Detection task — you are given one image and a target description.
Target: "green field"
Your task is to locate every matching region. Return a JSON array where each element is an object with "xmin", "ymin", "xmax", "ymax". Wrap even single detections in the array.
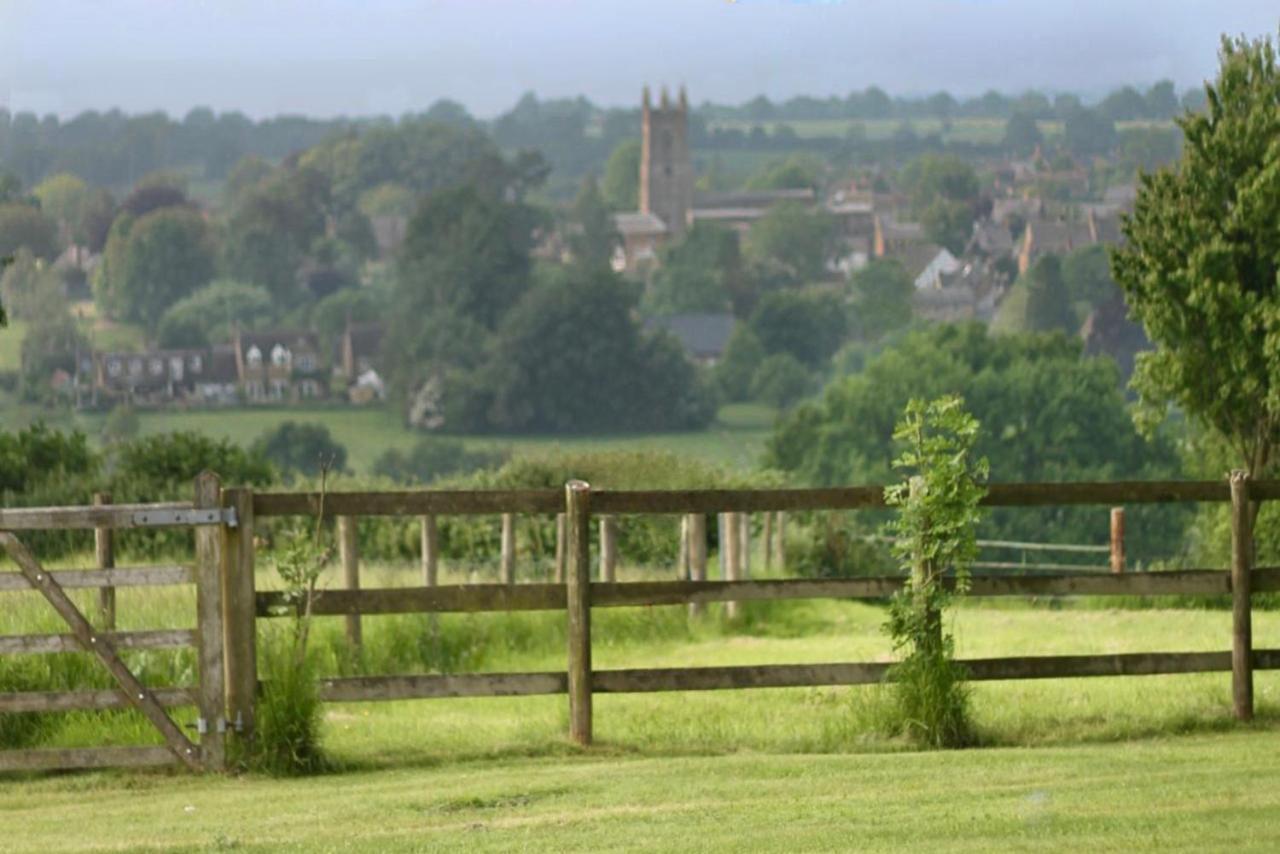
[
  {"xmin": 60, "ymin": 403, "xmax": 777, "ymax": 474},
  {"xmin": 3, "ymin": 586, "xmax": 1280, "ymax": 851}
]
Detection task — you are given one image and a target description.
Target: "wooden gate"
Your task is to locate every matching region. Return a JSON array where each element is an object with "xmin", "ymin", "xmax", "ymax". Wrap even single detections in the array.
[{"xmin": 0, "ymin": 473, "xmax": 228, "ymax": 772}]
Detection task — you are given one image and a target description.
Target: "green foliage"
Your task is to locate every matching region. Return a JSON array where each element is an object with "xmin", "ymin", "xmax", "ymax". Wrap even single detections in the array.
[
  {"xmin": 371, "ymin": 437, "xmax": 508, "ymax": 485},
  {"xmin": 744, "ymin": 202, "xmax": 835, "ymax": 285},
  {"xmin": 850, "ymin": 259, "xmax": 914, "ymax": 339},
  {"xmin": 791, "ymin": 515, "xmax": 895, "ymax": 579},
  {"xmin": 714, "ymin": 324, "xmax": 765, "ymax": 402},
  {"xmin": 0, "ymin": 249, "xmax": 65, "ymax": 322},
  {"xmin": 749, "ymin": 289, "xmax": 848, "ymax": 369},
  {"xmin": 881, "ymin": 396, "xmax": 987, "ymax": 748},
  {"xmin": 95, "ymin": 206, "xmax": 216, "ymax": 329},
  {"xmin": 357, "ymin": 182, "xmax": 416, "ymax": 219},
  {"xmin": 156, "ymin": 279, "xmax": 275, "ymax": 348},
  {"xmin": 1061, "ymin": 244, "xmax": 1119, "ymax": 310},
  {"xmin": 601, "ymin": 139, "xmax": 640, "ymax": 211},
  {"xmin": 111, "ymin": 431, "xmax": 274, "ymax": 500},
  {"xmin": 32, "ymin": 172, "xmax": 90, "ymax": 234},
  {"xmin": 1063, "ymin": 107, "xmax": 1117, "ymax": 158},
  {"xmin": 253, "ymin": 422, "xmax": 348, "ymax": 478},
  {"xmin": 479, "ymin": 264, "xmax": 714, "ymax": 433},
  {"xmin": 19, "ymin": 310, "xmax": 87, "ymax": 403},
  {"xmin": 222, "ymin": 166, "xmax": 329, "ymax": 304},
  {"xmin": 1002, "ymin": 112, "xmax": 1043, "ymax": 155},
  {"xmin": 100, "ymin": 403, "xmax": 140, "ymax": 445},
  {"xmin": 767, "ymin": 323, "xmax": 1187, "ymax": 556},
  {"xmin": 901, "ymin": 154, "xmax": 979, "ymax": 253},
  {"xmin": 1111, "ymin": 32, "xmax": 1280, "ymax": 477},
  {"xmin": 1023, "ymin": 255, "xmax": 1076, "ymax": 334},
  {"xmin": 250, "ymin": 637, "xmax": 327, "ymax": 776},
  {"xmin": 749, "ymin": 352, "xmax": 812, "ymax": 409},
  {"xmin": 645, "ymin": 223, "xmax": 742, "ymax": 316},
  {"xmin": 744, "ymin": 154, "xmax": 823, "ymax": 191},
  {"xmin": 567, "ymin": 175, "xmax": 618, "ymax": 269},
  {"xmin": 310, "ymin": 286, "xmax": 384, "ymax": 344},
  {"xmin": 0, "ymin": 202, "xmax": 58, "ymax": 261}
]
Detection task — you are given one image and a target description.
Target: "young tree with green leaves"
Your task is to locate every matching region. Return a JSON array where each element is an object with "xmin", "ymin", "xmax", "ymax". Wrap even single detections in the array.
[
  {"xmin": 1112, "ymin": 32, "xmax": 1280, "ymax": 481},
  {"xmin": 882, "ymin": 395, "xmax": 987, "ymax": 748}
]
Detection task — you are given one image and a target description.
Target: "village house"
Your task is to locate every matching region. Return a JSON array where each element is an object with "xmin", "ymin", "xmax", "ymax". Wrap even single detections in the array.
[
  {"xmin": 335, "ymin": 320, "xmax": 387, "ymax": 404},
  {"xmin": 92, "ymin": 346, "xmax": 238, "ymax": 406},
  {"xmin": 232, "ymin": 329, "xmax": 327, "ymax": 402}
]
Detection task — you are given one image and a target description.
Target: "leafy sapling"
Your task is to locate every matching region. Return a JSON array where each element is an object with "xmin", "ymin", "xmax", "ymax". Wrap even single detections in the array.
[{"xmin": 882, "ymin": 395, "xmax": 988, "ymax": 748}]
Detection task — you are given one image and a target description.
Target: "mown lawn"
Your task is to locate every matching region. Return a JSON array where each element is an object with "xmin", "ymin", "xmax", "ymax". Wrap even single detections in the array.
[
  {"xmin": 5, "ymin": 559, "xmax": 1279, "ymax": 850},
  {"xmin": 4, "ymin": 730, "xmax": 1280, "ymax": 852}
]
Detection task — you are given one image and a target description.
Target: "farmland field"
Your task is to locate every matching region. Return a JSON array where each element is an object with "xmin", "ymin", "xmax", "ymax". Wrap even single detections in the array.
[{"xmin": 3, "ymin": 587, "xmax": 1280, "ymax": 851}]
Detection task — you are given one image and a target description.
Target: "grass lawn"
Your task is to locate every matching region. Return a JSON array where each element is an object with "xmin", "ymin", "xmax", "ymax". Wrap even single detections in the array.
[
  {"xmin": 5, "ymin": 566, "xmax": 1280, "ymax": 850},
  {"xmin": 68, "ymin": 405, "xmax": 774, "ymax": 474},
  {"xmin": 4, "ymin": 729, "xmax": 1280, "ymax": 851}
]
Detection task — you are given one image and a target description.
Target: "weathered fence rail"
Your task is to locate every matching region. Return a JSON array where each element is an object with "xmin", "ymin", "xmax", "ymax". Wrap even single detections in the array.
[{"xmin": 2, "ymin": 474, "xmax": 1276, "ymax": 768}]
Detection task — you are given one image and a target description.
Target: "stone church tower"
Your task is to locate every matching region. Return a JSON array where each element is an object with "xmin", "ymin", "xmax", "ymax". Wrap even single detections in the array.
[{"xmin": 639, "ymin": 85, "xmax": 693, "ymax": 238}]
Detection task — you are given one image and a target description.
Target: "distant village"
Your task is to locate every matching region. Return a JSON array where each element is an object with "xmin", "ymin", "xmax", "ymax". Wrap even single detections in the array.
[{"xmin": 4, "ymin": 83, "xmax": 1156, "ymax": 417}]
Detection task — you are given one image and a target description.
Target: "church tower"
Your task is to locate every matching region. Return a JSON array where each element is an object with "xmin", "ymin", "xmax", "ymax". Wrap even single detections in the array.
[{"xmin": 639, "ymin": 85, "xmax": 693, "ymax": 238}]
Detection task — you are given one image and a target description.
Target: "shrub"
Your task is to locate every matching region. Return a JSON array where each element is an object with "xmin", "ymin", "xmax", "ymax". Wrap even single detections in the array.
[
  {"xmin": 252, "ymin": 422, "xmax": 347, "ymax": 478},
  {"xmin": 750, "ymin": 352, "xmax": 812, "ymax": 409},
  {"xmin": 879, "ymin": 396, "xmax": 987, "ymax": 749},
  {"xmin": 249, "ymin": 633, "xmax": 327, "ymax": 776},
  {"xmin": 371, "ymin": 437, "xmax": 508, "ymax": 485}
]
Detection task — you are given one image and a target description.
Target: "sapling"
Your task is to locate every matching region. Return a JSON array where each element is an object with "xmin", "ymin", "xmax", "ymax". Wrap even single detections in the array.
[{"xmin": 882, "ymin": 395, "xmax": 988, "ymax": 748}]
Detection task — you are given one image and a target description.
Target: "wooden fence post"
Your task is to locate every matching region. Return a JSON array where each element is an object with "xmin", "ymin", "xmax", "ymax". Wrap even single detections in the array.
[
  {"xmin": 193, "ymin": 472, "xmax": 226, "ymax": 771},
  {"xmin": 677, "ymin": 516, "xmax": 690, "ymax": 580},
  {"xmin": 724, "ymin": 513, "xmax": 741, "ymax": 619},
  {"xmin": 773, "ymin": 512, "xmax": 786, "ymax": 570},
  {"xmin": 565, "ymin": 480, "xmax": 592, "ymax": 746},
  {"xmin": 555, "ymin": 513, "xmax": 567, "ymax": 584},
  {"xmin": 688, "ymin": 513, "xmax": 707, "ymax": 619},
  {"xmin": 420, "ymin": 515, "xmax": 438, "ymax": 587},
  {"xmin": 599, "ymin": 516, "xmax": 617, "ymax": 582},
  {"xmin": 93, "ymin": 492, "xmax": 115, "ymax": 630},
  {"xmin": 337, "ymin": 515, "xmax": 361, "ymax": 649},
  {"xmin": 1230, "ymin": 471, "xmax": 1253, "ymax": 721},
  {"xmin": 738, "ymin": 513, "xmax": 751, "ymax": 579},
  {"xmin": 763, "ymin": 512, "xmax": 774, "ymax": 573},
  {"xmin": 1109, "ymin": 507, "xmax": 1125, "ymax": 574},
  {"xmin": 717, "ymin": 513, "xmax": 727, "ymax": 578},
  {"xmin": 221, "ymin": 486, "xmax": 257, "ymax": 741},
  {"xmin": 500, "ymin": 513, "xmax": 516, "ymax": 585}
]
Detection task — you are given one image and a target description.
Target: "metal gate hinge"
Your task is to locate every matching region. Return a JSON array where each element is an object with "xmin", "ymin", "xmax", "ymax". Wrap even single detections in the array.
[{"xmin": 130, "ymin": 507, "xmax": 238, "ymax": 529}]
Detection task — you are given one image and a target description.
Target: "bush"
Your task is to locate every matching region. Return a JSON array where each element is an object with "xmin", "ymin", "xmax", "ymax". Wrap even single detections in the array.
[
  {"xmin": 371, "ymin": 437, "xmax": 508, "ymax": 485},
  {"xmin": 252, "ymin": 422, "xmax": 347, "ymax": 478},
  {"xmin": 791, "ymin": 515, "xmax": 894, "ymax": 579},
  {"xmin": 750, "ymin": 353, "xmax": 812, "ymax": 409}
]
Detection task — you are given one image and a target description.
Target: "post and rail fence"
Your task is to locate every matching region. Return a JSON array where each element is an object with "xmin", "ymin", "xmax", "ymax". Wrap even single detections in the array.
[{"xmin": 0, "ymin": 474, "xmax": 1276, "ymax": 769}]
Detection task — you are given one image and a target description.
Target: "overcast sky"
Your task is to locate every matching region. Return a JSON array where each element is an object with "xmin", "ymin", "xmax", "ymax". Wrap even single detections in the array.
[{"xmin": 2, "ymin": 1, "xmax": 1276, "ymax": 119}]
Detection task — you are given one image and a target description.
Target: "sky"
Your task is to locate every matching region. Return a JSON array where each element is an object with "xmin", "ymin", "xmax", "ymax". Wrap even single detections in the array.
[{"xmin": 1, "ymin": 0, "xmax": 1276, "ymax": 119}]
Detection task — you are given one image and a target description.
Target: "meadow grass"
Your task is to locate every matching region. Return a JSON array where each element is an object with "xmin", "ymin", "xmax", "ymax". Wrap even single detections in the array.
[
  {"xmin": 65, "ymin": 405, "xmax": 772, "ymax": 474},
  {"xmin": 4, "ymin": 557, "xmax": 1280, "ymax": 850}
]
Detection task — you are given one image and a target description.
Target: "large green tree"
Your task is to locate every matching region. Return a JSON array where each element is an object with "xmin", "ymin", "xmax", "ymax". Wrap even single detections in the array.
[
  {"xmin": 850, "ymin": 259, "xmax": 914, "ymax": 338},
  {"xmin": 766, "ymin": 323, "xmax": 1185, "ymax": 554},
  {"xmin": 749, "ymin": 289, "xmax": 848, "ymax": 369},
  {"xmin": 645, "ymin": 222, "xmax": 742, "ymax": 316},
  {"xmin": 95, "ymin": 207, "xmax": 216, "ymax": 329},
  {"xmin": 744, "ymin": 202, "xmax": 835, "ymax": 285},
  {"xmin": 482, "ymin": 264, "xmax": 713, "ymax": 433},
  {"xmin": 0, "ymin": 202, "xmax": 58, "ymax": 261},
  {"xmin": 1111, "ymin": 33, "xmax": 1280, "ymax": 480},
  {"xmin": 601, "ymin": 139, "xmax": 640, "ymax": 211}
]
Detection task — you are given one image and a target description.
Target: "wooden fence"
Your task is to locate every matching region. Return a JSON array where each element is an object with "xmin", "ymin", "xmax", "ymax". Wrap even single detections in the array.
[{"xmin": 1, "ymin": 474, "xmax": 1278, "ymax": 767}]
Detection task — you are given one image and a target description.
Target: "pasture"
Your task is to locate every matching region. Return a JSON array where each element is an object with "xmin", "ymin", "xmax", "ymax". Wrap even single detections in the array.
[{"xmin": 3, "ymin": 583, "xmax": 1280, "ymax": 851}]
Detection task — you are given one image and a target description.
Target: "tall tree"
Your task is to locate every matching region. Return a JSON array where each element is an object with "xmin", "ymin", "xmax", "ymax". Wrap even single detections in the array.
[
  {"xmin": 95, "ymin": 207, "xmax": 216, "ymax": 329},
  {"xmin": 850, "ymin": 258, "xmax": 914, "ymax": 338},
  {"xmin": 1112, "ymin": 33, "xmax": 1280, "ymax": 480},
  {"xmin": 601, "ymin": 139, "xmax": 641, "ymax": 211},
  {"xmin": 0, "ymin": 202, "xmax": 58, "ymax": 261},
  {"xmin": 568, "ymin": 176, "xmax": 619, "ymax": 270}
]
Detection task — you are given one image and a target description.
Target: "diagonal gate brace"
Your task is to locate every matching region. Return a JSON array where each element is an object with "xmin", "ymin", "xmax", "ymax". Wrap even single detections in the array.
[{"xmin": 0, "ymin": 532, "xmax": 202, "ymax": 771}]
